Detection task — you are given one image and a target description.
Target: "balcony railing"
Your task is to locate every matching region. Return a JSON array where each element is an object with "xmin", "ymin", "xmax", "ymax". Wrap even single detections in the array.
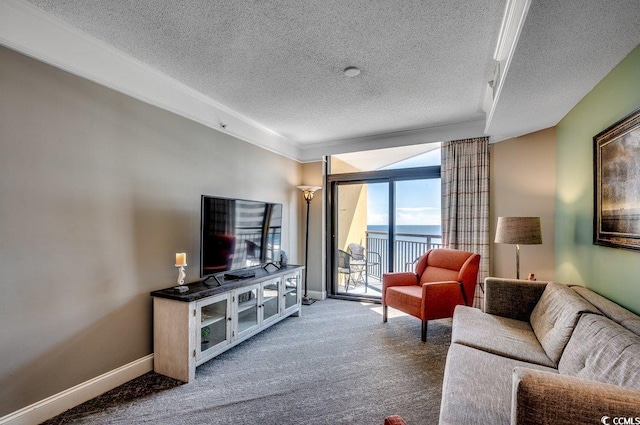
[{"xmin": 366, "ymin": 230, "xmax": 442, "ymax": 279}]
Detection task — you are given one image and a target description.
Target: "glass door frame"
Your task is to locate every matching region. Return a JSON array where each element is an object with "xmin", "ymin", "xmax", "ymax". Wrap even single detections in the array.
[{"xmin": 326, "ymin": 166, "xmax": 441, "ymax": 302}]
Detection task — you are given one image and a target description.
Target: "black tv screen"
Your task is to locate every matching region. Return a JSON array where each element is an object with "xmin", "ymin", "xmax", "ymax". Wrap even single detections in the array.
[{"xmin": 200, "ymin": 195, "xmax": 282, "ymax": 277}]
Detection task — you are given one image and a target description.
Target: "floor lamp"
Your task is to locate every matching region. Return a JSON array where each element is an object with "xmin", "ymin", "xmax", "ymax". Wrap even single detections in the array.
[
  {"xmin": 297, "ymin": 185, "xmax": 322, "ymax": 305},
  {"xmin": 494, "ymin": 217, "xmax": 542, "ymax": 279}
]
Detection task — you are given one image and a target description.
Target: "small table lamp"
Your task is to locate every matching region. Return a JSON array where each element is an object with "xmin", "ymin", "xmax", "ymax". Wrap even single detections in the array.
[{"xmin": 495, "ymin": 217, "xmax": 542, "ymax": 279}]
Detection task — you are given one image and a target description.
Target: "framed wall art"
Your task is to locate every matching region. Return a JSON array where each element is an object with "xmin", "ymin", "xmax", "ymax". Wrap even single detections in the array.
[{"xmin": 594, "ymin": 107, "xmax": 640, "ymax": 251}]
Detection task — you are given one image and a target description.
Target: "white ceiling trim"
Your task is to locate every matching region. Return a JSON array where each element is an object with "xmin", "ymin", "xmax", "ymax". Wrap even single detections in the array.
[
  {"xmin": 484, "ymin": 0, "xmax": 531, "ymax": 133},
  {"xmin": 297, "ymin": 120, "xmax": 486, "ymax": 162},
  {"xmin": 0, "ymin": 0, "xmax": 302, "ymax": 161},
  {"xmin": 0, "ymin": 0, "xmax": 531, "ymax": 163}
]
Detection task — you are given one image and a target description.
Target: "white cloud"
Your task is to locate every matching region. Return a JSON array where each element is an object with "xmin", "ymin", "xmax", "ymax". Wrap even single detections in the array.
[{"xmin": 395, "ymin": 207, "xmax": 441, "ymax": 225}]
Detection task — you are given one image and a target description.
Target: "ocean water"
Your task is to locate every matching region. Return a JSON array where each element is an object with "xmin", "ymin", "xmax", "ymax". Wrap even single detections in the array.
[{"xmin": 367, "ymin": 224, "xmax": 441, "ymax": 241}]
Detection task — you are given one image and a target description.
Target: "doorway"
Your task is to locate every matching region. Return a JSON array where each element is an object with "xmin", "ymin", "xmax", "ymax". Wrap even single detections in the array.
[{"xmin": 327, "ymin": 167, "xmax": 441, "ymax": 301}]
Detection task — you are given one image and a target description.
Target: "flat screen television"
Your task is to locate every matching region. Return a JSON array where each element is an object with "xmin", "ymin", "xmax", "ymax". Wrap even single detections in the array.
[{"xmin": 200, "ymin": 195, "xmax": 282, "ymax": 278}]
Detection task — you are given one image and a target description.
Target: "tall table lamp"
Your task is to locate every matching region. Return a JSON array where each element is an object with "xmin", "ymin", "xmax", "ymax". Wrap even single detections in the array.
[
  {"xmin": 495, "ymin": 217, "xmax": 542, "ymax": 279},
  {"xmin": 297, "ymin": 185, "xmax": 322, "ymax": 305}
]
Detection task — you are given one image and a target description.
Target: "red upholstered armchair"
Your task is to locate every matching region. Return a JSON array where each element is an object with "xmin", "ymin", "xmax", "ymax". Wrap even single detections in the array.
[{"xmin": 382, "ymin": 248, "xmax": 480, "ymax": 342}]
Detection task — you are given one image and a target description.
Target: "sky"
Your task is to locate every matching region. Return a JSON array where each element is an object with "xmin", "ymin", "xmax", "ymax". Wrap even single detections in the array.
[{"xmin": 367, "ymin": 149, "xmax": 441, "ymax": 226}]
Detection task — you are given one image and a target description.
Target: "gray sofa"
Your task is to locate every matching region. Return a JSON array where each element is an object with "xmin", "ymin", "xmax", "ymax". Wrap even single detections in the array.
[{"xmin": 439, "ymin": 278, "xmax": 640, "ymax": 425}]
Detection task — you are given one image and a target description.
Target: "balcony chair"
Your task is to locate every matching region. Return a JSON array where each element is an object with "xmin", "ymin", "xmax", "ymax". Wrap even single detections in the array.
[
  {"xmin": 337, "ymin": 249, "xmax": 359, "ymax": 292},
  {"xmin": 382, "ymin": 248, "xmax": 480, "ymax": 342},
  {"xmin": 347, "ymin": 242, "xmax": 381, "ymax": 292}
]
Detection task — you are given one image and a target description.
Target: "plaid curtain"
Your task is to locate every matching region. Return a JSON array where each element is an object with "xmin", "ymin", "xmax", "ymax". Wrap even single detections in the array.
[{"xmin": 441, "ymin": 137, "xmax": 489, "ymax": 308}]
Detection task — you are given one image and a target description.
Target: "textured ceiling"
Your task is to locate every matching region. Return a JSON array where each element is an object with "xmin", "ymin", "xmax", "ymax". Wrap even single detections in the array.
[
  {"xmin": 486, "ymin": 0, "xmax": 640, "ymax": 140},
  {"xmin": 13, "ymin": 0, "xmax": 640, "ymax": 157},
  {"xmin": 25, "ymin": 0, "xmax": 503, "ymax": 144}
]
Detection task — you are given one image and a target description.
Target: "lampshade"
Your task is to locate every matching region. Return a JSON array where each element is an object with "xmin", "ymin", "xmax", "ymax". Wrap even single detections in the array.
[
  {"xmin": 495, "ymin": 217, "xmax": 542, "ymax": 245},
  {"xmin": 297, "ymin": 185, "xmax": 322, "ymax": 202}
]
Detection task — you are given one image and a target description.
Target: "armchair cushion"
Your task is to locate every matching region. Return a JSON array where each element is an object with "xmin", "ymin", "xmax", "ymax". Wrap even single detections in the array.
[
  {"xmin": 419, "ymin": 266, "xmax": 459, "ymax": 285},
  {"xmin": 381, "ymin": 272, "xmax": 419, "ymax": 305},
  {"xmin": 385, "ymin": 285, "xmax": 423, "ymax": 319},
  {"xmin": 416, "ymin": 248, "xmax": 481, "ymax": 307},
  {"xmin": 416, "ymin": 249, "xmax": 477, "ymax": 287}
]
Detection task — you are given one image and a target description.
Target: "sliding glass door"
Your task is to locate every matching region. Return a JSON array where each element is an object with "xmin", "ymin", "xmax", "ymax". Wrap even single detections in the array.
[
  {"xmin": 334, "ymin": 181, "xmax": 388, "ymax": 297},
  {"xmin": 328, "ymin": 168, "xmax": 441, "ymax": 301},
  {"xmin": 393, "ymin": 179, "xmax": 442, "ymax": 273}
]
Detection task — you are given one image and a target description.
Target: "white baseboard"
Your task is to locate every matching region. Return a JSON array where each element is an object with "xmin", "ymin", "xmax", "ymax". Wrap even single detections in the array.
[
  {"xmin": 307, "ymin": 289, "xmax": 326, "ymax": 301},
  {"xmin": 0, "ymin": 354, "xmax": 154, "ymax": 425}
]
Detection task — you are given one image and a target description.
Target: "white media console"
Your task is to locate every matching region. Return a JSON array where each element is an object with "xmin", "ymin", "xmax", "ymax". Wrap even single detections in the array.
[{"xmin": 151, "ymin": 265, "xmax": 303, "ymax": 382}]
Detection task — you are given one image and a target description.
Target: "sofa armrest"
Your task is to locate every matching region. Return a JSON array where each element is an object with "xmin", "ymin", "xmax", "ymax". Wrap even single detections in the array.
[
  {"xmin": 511, "ymin": 368, "xmax": 640, "ymax": 425},
  {"xmin": 484, "ymin": 278, "xmax": 548, "ymax": 321}
]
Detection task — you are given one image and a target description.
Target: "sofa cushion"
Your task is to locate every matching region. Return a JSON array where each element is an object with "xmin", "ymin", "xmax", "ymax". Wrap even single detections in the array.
[
  {"xmin": 558, "ymin": 313, "xmax": 640, "ymax": 389},
  {"xmin": 571, "ymin": 285, "xmax": 640, "ymax": 337},
  {"xmin": 529, "ymin": 282, "xmax": 599, "ymax": 364},
  {"xmin": 451, "ymin": 305, "xmax": 555, "ymax": 367},
  {"xmin": 439, "ymin": 343, "xmax": 557, "ymax": 425}
]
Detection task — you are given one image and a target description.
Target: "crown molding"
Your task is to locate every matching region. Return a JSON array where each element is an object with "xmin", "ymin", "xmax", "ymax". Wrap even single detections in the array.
[
  {"xmin": 0, "ymin": 0, "xmax": 301, "ymax": 161},
  {"xmin": 484, "ymin": 0, "xmax": 532, "ymax": 133},
  {"xmin": 0, "ymin": 0, "xmax": 502, "ymax": 163}
]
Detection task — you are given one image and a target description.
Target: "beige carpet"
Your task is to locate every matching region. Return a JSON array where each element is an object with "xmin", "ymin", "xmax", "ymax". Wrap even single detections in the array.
[{"xmin": 43, "ymin": 299, "xmax": 452, "ymax": 424}]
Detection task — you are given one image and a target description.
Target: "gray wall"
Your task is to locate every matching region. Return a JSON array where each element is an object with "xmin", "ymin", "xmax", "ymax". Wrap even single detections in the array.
[{"xmin": 0, "ymin": 46, "xmax": 302, "ymax": 416}]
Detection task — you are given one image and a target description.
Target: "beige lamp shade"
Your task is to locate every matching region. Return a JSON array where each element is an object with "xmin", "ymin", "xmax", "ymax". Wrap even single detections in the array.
[
  {"xmin": 297, "ymin": 185, "xmax": 322, "ymax": 202},
  {"xmin": 495, "ymin": 217, "xmax": 542, "ymax": 245}
]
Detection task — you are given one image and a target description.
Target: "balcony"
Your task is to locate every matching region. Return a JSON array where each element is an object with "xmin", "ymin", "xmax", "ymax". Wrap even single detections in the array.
[{"xmin": 338, "ymin": 231, "xmax": 442, "ymax": 296}]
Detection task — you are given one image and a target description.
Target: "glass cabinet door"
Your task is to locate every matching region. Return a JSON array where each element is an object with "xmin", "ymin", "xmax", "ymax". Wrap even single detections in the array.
[
  {"xmin": 283, "ymin": 272, "xmax": 300, "ymax": 312},
  {"xmin": 261, "ymin": 279, "xmax": 280, "ymax": 324},
  {"xmin": 197, "ymin": 295, "xmax": 230, "ymax": 359},
  {"xmin": 235, "ymin": 286, "xmax": 259, "ymax": 338}
]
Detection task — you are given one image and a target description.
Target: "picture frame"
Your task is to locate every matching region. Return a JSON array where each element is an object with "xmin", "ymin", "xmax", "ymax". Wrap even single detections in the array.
[{"xmin": 594, "ymin": 108, "xmax": 640, "ymax": 251}]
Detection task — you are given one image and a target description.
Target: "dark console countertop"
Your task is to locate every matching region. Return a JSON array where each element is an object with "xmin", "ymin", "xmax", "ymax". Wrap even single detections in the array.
[{"xmin": 150, "ymin": 264, "xmax": 304, "ymax": 302}]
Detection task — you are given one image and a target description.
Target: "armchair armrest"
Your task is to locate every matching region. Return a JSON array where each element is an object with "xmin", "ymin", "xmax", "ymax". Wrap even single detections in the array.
[
  {"xmin": 422, "ymin": 281, "xmax": 466, "ymax": 319},
  {"xmin": 512, "ymin": 368, "xmax": 640, "ymax": 425},
  {"xmin": 484, "ymin": 278, "xmax": 548, "ymax": 321},
  {"xmin": 382, "ymin": 272, "xmax": 419, "ymax": 288}
]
